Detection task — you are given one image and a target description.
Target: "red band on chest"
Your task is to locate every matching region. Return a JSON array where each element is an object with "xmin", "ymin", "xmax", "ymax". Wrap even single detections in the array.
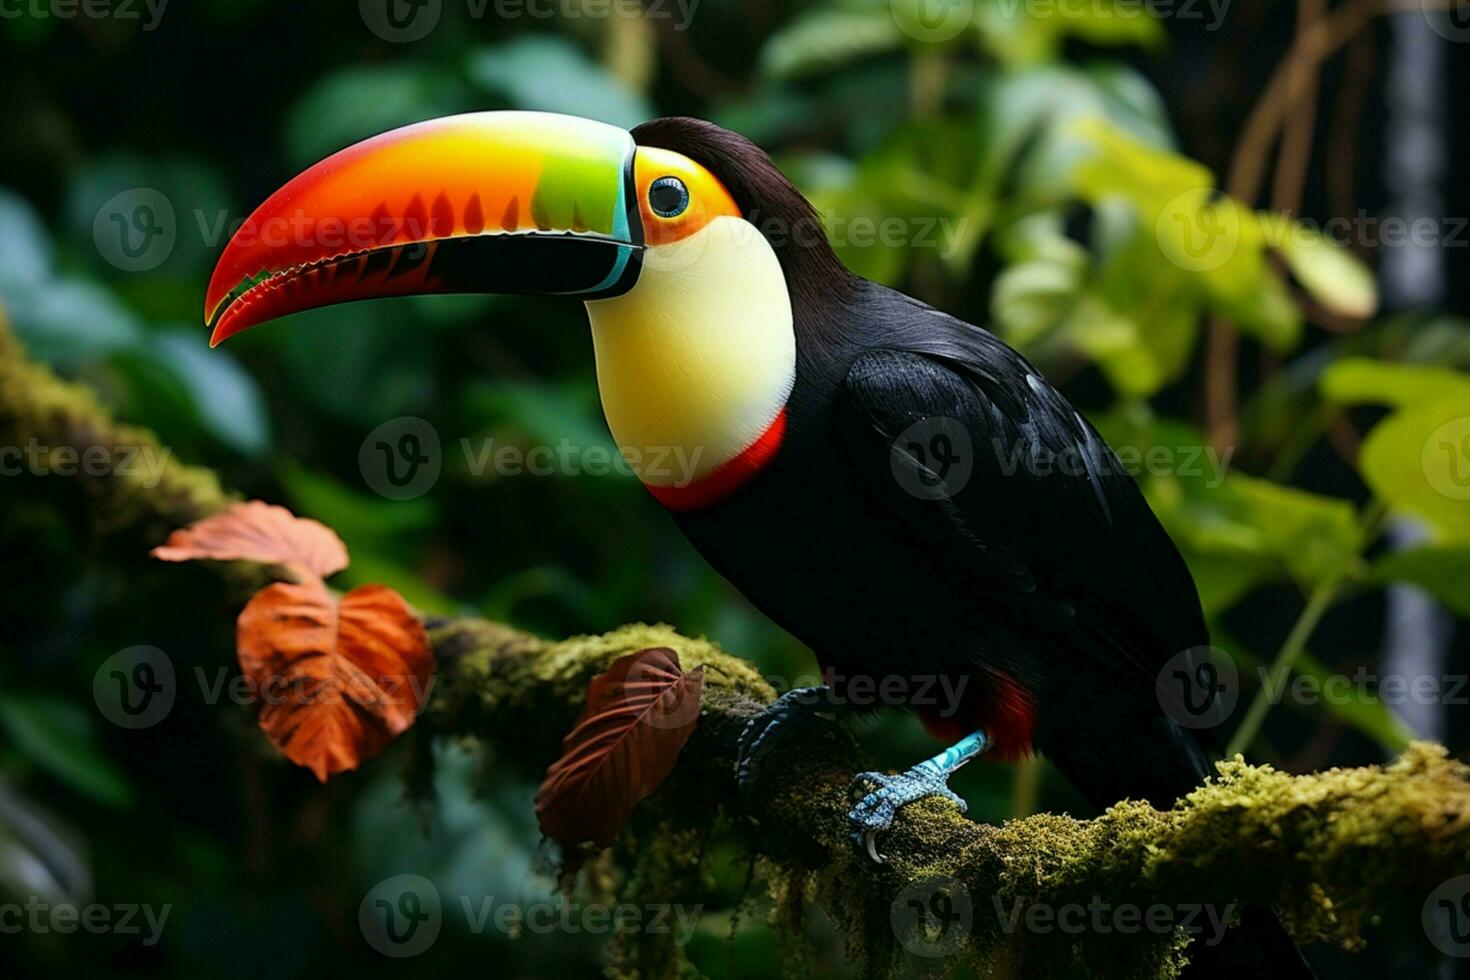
[{"xmin": 644, "ymin": 408, "xmax": 787, "ymax": 512}]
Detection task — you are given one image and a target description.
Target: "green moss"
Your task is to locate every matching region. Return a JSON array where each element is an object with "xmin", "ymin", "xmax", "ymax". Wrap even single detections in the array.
[
  {"xmin": 0, "ymin": 313, "xmax": 234, "ymax": 534},
  {"xmin": 425, "ymin": 600, "xmax": 1470, "ymax": 979}
]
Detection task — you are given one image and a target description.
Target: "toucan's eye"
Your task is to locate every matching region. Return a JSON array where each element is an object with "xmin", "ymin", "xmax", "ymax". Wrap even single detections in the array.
[{"xmin": 648, "ymin": 176, "xmax": 690, "ymax": 218}]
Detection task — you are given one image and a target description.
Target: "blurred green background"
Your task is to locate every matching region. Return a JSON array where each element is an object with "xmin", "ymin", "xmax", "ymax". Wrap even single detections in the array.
[{"xmin": 1, "ymin": 1, "xmax": 1468, "ymax": 976}]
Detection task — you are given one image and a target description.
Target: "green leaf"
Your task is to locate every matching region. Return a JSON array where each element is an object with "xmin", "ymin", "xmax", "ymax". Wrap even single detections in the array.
[
  {"xmin": 1192, "ymin": 556, "xmax": 1278, "ymax": 618},
  {"xmin": 973, "ymin": 0, "xmax": 1163, "ymax": 65},
  {"xmin": 1368, "ymin": 547, "xmax": 1470, "ymax": 615},
  {"xmin": 1000, "ymin": 68, "xmax": 1174, "ymax": 198},
  {"xmin": 1322, "ymin": 358, "xmax": 1470, "ymax": 408},
  {"xmin": 1274, "ymin": 223, "xmax": 1378, "ymax": 320},
  {"xmin": 0, "ymin": 188, "xmax": 53, "ymax": 300},
  {"xmin": 5, "ymin": 277, "xmax": 142, "ymax": 367},
  {"xmin": 467, "ymin": 36, "xmax": 653, "ymax": 129},
  {"xmin": 990, "ymin": 256, "xmax": 1084, "ymax": 346},
  {"xmin": 1071, "ymin": 118, "xmax": 1214, "ymax": 208},
  {"xmin": 1069, "ymin": 121, "xmax": 1308, "ymax": 354},
  {"xmin": 0, "ymin": 696, "xmax": 133, "ymax": 807},
  {"xmin": 1099, "ymin": 411, "xmax": 1361, "ymax": 595},
  {"xmin": 1228, "ymin": 474, "xmax": 1362, "ymax": 586},
  {"xmin": 279, "ymin": 462, "xmax": 438, "ymax": 549},
  {"xmin": 1319, "ymin": 358, "xmax": 1470, "ymax": 540},
  {"xmin": 1215, "ymin": 268, "xmax": 1302, "ymax": 352},
  {"xmin": 759, "ymin": 8, "xmax": 904, "ymax": 82},
  {"xmin": 1359, "ymin": 399, "xmax": 1470, "ymax": 542},
  {"xmin": 1081, "ymin": 63, "xmax": 1172, "ymax": 147},
  {"xmin": 147, "ymin": 328, "xmax": 270, "ymax": 457},
  {"xmin": 1287, "ymin": 652, "xmax": 1414, "ymax": 752}
]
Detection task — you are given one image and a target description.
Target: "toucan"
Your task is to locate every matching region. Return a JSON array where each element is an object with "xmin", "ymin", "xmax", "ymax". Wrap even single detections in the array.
[{"xmin": 205, "ymin": 111, "xmax": 1312, "ymax": 977}]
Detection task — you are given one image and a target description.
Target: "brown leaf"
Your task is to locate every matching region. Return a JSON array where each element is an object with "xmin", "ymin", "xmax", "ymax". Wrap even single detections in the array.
[
  {"xmin": 152, "ymin": 500, "xmax": 348, "ymax": 579},
  {"xmin": 535, "ymin": 647, "xmax": 704, "ymax": 847},
  {"xmin": 236, "ymin": 579, "xmax": 434, "ymax": 781}
]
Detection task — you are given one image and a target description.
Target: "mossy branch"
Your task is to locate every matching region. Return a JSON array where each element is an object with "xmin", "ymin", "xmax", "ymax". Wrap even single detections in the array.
[
  {"xmin": 0, "ymin": 313, "xmax": 232, "ymax": 531},
  {"xmin": 3, "ymin": 314, "xmax": 1467, "ymax": 978},
  {"xmin": 426, "ymin": 618, "xmax": 1470, "ymax": 978}
]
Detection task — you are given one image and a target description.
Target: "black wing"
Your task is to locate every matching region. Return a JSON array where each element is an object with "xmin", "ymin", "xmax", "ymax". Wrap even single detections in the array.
[{"xmin": 835, "ymin": 306, "xmax": 1208, "ymax": 688}]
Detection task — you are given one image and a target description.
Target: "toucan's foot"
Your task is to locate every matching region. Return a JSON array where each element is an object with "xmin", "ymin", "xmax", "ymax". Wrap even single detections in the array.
[
  {"xmin": 735, "ymin": 685, "xmax": 837, "ymax": 798},
  {"xmin": 846, "ymin": 728, "xmax": 989, "ymax": 864},
  {"xmin": 847, "ymin": 769, "xmax": 967, "ymax": 864}
]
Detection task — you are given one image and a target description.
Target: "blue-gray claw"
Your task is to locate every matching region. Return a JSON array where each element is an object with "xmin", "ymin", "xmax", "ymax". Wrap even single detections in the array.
[
  {"xmin": 847, "ymin": 769, "xmax": 968, "ymax": 864},
  {"xmin": 735, "ymin": 685, "xmax": 835, "ymax": 799}
]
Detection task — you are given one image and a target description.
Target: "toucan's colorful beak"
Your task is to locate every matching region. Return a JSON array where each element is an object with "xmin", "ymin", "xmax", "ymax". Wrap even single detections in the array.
[{"xmin": 204, "ymin": 111, "xmax": 643, "ymax": 346}]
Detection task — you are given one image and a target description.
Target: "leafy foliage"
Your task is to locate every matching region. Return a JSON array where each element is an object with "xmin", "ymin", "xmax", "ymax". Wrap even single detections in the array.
[
  {"xmin": 153, "ymin": 502, "xmax": 434, "ymax": 780},
  {"xmin": 1, "ymin": 1, "xmax": 1467, "ymax": 977}
]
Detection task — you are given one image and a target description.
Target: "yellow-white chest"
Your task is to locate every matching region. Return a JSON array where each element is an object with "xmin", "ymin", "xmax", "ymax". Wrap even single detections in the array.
[{"xmin": 585, "ymin": 216, "xmax": 795, "ymax": 489}]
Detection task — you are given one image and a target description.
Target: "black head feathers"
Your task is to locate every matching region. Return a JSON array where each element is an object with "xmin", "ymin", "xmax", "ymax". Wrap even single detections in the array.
[{"xmin": 632, "ymin": 117, "xmax": 855, "ymax": 301}]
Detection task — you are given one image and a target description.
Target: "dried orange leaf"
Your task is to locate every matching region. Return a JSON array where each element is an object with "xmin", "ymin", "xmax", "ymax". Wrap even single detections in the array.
[
  {"xmin": 152, "ymin": 500, "xmax": 348, "ymax": 579},
  {"xmin": 535, "ymin": 648, "xmax": 704, "ymax": 847},
  {"xmin": 236, "ymin": 579, "xmax": 434, "ymax": 781}
]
